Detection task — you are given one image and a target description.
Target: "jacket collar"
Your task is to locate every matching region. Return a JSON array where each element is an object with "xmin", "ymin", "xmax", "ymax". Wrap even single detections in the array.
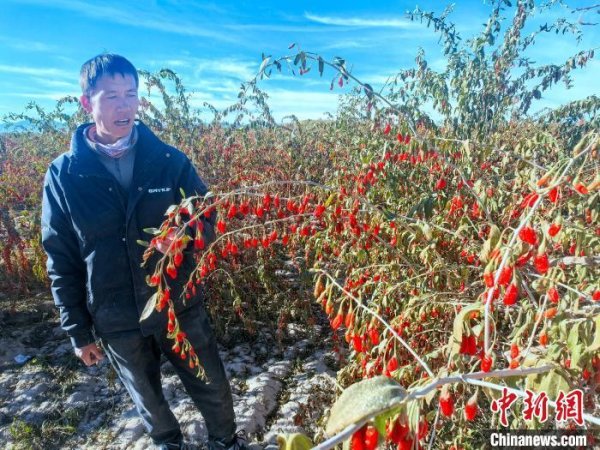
[{"xmin": 67, "ymin": 120, "xmax": 166, "ymax": 177}]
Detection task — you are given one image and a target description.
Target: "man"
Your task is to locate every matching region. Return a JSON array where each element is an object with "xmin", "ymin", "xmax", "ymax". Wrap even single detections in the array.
[{"xmin": 41, "ymin": 53, "xmax": 246, "ymax": 450}]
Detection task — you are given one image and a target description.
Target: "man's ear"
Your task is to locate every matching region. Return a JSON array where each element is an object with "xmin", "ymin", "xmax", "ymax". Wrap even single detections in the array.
[{"xmin": 80, "ymin": 94, "xmax": 92, "ymax": 113}]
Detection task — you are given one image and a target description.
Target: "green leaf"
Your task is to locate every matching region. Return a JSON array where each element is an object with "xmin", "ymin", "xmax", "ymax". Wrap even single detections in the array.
[
  {"xmin": 509, "ymin": 311, "xmax": 533, "ymax": 340},
  {"xmin": 566, "ymin": 322, "xmax": 581, "ymax": 352},
  {"xmin": 450, "ymin": 304, "xmax": 482, "ymax": 356},
  {"xmin": 325, "ymin": 376, "xmax": 407, "ymax": 435},
  {"xmin": 258, "ymin": 56, "xmax": 271, "ymax": 76},
  {"xmin": 423, "ymin": 384, "xmax": 437, "ymax": 406},
  {"xmin": 570, "ymin": 343, "xmax": 584, "ymax": 368},
  {"xmin": 422, "ymin": 222, "xmax": 432, "ymax": 241},
  {"xmin": 545, "ymin": 343, "xmax": 563, "ymax": 360},
  {"xmin": 143, "ymin": 227, "xmax": 161, "ymax": 235},
  {"xmin": 179, "ymin": 187, "xmax": 186, "ymax": 198},
  {"xmin": 525, "ymin": 362, "xmax": 570, "ymax": 400},
  {"xmin": 139, "ymin": 293, "xmax": 158, "ymax": 322},
  {"xmin": 180, "ymin": 235, "xmax": 191, "ymax": 247},
  {"xmin": 182, "ymin": 198, "xmax": 195, "ymax": 216},
  {"xmin": 582, "ymin": 315, "xmax": 600, "ymax": 358},
  {"xmin": 373, "ymin": 410, "xmax": 395, "ymax": 437},
  {"xmin": 276, "ymin": 434, "xmax": 313, "ymax": 450},
  {"xmin": 324, "ymin": 192, "xmax": 336, "ymax": 207},
  {"xmin": 406, "ymin": 399, "xmax": 420, "ymax": 433}
]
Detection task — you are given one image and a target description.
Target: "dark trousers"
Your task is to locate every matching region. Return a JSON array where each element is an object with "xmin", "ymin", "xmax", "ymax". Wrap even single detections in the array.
[{"xmin": 100, "ymin": 304, "xmax": 236, "ymax": 445}]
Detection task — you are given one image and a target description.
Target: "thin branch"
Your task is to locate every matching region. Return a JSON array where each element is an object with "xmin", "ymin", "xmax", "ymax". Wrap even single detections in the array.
[
  {"xmin": 573, "ymin": 4, "xmax": 600, "ymax": 12},
  {"xmin": 551, "ymin": 255, "xmax": 600, "ymax": 267},
  {"xmin": 520, "ymin": 279, "xmax": 548, "ymax": 364},
  {"xmin": 528, "ymin": 273, "xmax": 596, "ymax": 302}
]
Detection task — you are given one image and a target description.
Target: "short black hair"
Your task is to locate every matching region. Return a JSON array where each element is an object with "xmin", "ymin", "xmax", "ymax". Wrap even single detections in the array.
[{"xmin": 80, "ymin": 53, "xmax": 139, "ymax": 95}]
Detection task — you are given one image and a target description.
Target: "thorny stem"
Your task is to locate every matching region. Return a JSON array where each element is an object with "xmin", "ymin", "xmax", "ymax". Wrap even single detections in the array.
[
  {"xmin": 520, "ymin": 279, "xmax": 549, "ymax": 364},
  {"xmin": 384, "ymin": 270, "xmax": 458, "ymax": 298},
  {"xmin": 426, "ymin": 407, "xmax": 441, "ymax": 450}
]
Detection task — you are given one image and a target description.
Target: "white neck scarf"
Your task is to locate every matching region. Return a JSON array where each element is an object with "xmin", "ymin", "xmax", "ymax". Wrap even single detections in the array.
[{"xmin": 86, "ymin": 125, "xmax": 137, "ymax": 159}]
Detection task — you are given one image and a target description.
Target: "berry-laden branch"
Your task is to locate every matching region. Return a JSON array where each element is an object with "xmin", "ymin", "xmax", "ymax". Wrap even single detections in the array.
[
  {"xmin": 313, "ymin": 363, "xmax": 599, "ymax": 450},
  {"xmin": 311, "ymin": 267, "xmax": 435, "ymax": 378},
  {"xmin": 483, "ymin": 133, "xmax": 598, "ymax": 354}
]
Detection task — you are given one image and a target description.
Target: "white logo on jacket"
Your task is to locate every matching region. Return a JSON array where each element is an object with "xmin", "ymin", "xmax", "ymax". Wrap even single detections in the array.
[{"xmin": 148, "ymin": 187, "xmax": 172, "ymax": 193}]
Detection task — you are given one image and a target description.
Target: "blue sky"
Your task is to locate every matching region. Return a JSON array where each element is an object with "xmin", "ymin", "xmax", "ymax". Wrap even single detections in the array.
[{"xmin": 0, "ymin": 0, "xmax": 598, "ymax": 122}]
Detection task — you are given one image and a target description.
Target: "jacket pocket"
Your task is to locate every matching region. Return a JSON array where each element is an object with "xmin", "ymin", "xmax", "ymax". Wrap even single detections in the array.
[
  {"xmin": 91, "ymin": 289, "xmax": 140, "ymax": 335},
  {"xmin": 88, "ymin": 235, "xmax": 132, "ymax": 292}
]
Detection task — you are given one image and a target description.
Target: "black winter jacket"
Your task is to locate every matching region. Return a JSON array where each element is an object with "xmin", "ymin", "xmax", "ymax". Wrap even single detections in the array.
[{"xmin": 41, "ymin": 121, "xmax": 215, "ymax": 348}]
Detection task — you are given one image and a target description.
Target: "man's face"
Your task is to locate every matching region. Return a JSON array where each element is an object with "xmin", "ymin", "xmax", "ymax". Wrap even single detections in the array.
[{"xmin": 80, "ymin": 73, "xmax": 139, "ymax": 145}]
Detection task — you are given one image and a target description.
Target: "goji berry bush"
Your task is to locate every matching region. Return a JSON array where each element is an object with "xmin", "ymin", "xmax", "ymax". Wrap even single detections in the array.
[{"xmin": 142, "ymin": 111, "xmax": 599, "ymax": 447}]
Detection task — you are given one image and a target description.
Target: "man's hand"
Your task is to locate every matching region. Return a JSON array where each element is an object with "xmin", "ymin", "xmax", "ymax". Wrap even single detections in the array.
[
  {"xmin": 74, "ymin": 342, "xmax": 105, "ymax": 366},
  {"xmin": 155, "ymin": 228, "xmax": 176, "ymax": 254}
]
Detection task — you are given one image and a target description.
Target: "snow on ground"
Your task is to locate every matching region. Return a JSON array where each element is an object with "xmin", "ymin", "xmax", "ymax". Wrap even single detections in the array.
[{"xmin": 0, "ymin": 296, "xmax": 338, "ymax": 449}]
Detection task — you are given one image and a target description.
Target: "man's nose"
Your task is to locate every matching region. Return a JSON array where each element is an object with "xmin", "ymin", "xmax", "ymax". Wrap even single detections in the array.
[{"xmin": 117, "ymin": 96, "xmax": 133, "ymax": 110}]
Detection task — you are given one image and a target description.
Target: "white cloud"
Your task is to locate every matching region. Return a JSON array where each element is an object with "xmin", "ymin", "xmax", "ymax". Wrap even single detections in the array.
[
  {"xmin": 188, "ymin": 78, "xmax": 242, "ymax": 94},
  {"xmin": 305, "ymin": 12, "xmax": 418, "ymax": 29},
  {"xmin": 254, "ymin": 87, "xmax": 340, "ymax": 120},
  {"xmin": 193, "ymin": 58, "xmax": 257, "ymax": 81},
  {"xmin": 186, "ymin": 86, "xmax": 340, "ymax": 121},
  {"xmin": 321, "ymin": 40, "xmax": 375, "ymax": 50},
  {"xmin": 29, "ymin": 78, "xmax": 79, "ymax": 89},
  {"xmin": 0, "ymin": 65, "xmax": 73, "ymax": 78},
  {"xmin": 163, "ymin": 0, "xmax": 227, "ymax": 15},
  {"xmin": 188, "ymin": 92, "xmax": 238, "ymax": 110},
  {"xmin": 0, "ymin": 35, "xmax": 57, "ymax": 52},
  {"xmin": 224, "ymin": 23, "xmax": 349, "ymax": 33},
  {"xmin": 148, "ymin": 59, "xmax": 191, "ymax": 69},
  {"xmin": 9, "ymin": 0, "xmax": 239, "ymax": 43},
  {"xmin": 1, "ymin": 92, "xmax": 75, "ymax": 100}
]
